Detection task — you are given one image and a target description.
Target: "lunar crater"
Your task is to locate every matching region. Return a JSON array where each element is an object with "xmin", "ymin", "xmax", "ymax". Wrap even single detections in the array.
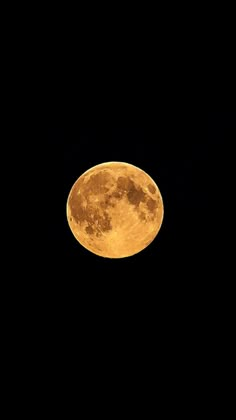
[
  {"xmin": 147, "ymin": 184, "xmax": 156, "ymax": 194},
  {"xmin": 127, "ymin": 185, "xmax": 146, "ymax": 206},
  {"xmin": 146, "ymin": 197, "xmax": 158, "ymax": 212}
]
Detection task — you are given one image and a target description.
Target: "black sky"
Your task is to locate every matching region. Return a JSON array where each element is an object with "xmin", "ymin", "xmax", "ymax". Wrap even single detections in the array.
[
  {"xmin": 43, "ymin": 112, "xmax": 235, "ymax": 308},
  {"xmin": 24, "ymin": 106, "xmax": 235, "ymax": 394},
  {"xmin": 45, "ymin": 111, "xmax": 229, "ymax": 294}
]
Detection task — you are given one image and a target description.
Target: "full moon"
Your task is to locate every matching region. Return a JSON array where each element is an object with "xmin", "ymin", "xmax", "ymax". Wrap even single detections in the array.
[{"xmin": 66, "ymin": 162, "xmax": 164, "ymax": 258}]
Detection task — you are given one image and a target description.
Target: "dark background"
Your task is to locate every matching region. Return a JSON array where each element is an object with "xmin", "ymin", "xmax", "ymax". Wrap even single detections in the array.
[
  {"xmin": 45, "ymin": 112, "xmax": 234, "ymax": 299},
  {"xmin": 12, "ymin": 93, "xmax": 234, "ymax": 405},
  {"xmin": 5, "ymin": 5, "xmax": 235, "ymax": 408},
  {"xmin": 40, "ymin": 112, "xmax": 234, "ymax": 332},
  {"xmin": 35, "ymin": 111, "xmax": 233, "ymax": 394}
]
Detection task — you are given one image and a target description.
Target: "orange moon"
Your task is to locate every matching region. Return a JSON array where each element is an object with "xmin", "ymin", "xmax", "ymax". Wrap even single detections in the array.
[{"xmin": 66, "ymin": 162, "xmax": 164, "ymax": 258}]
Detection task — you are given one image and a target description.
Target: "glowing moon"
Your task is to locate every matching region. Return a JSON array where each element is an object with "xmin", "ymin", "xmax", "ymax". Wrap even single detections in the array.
[{"xmin": 66, "ymin": 162, "xmax": 164, "ymax": 258}]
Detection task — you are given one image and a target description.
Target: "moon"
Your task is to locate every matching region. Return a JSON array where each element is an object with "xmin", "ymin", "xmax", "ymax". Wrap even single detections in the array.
[{"xmin": 66, "ymin": 162, "xmax": 164, "ymax": 258}]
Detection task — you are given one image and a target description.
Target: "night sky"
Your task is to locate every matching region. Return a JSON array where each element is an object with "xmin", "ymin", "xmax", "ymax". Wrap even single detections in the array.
[
  {"xmin": 42, "ymin": 112, "xmax": 234, "ymax": 325},
  {"xmin": 21, "ymin": 108, "xmax": 233, "ymax": 399},
  {"xmin": 10, "ymin": 9, "xmax": 235, "ymax": 403}
]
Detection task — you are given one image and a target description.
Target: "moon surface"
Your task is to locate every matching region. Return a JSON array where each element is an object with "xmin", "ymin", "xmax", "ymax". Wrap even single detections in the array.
[{"xmin": 66, "ymin": 162, "xmax": 164, "ymax": 258}]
